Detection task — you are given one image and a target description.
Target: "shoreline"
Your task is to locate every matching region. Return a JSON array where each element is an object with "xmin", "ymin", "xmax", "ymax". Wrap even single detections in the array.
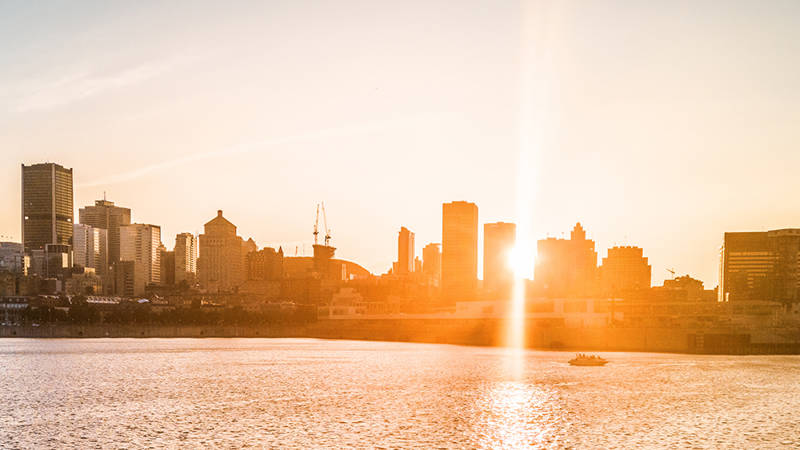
[{"xmin": 2, "ymin": 318, "xmax": 799, "ymax": 355}]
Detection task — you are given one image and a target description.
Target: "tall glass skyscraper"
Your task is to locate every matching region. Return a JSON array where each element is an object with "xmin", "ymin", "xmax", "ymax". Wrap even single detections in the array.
[{"xmin": 21, "ymin": 163, "xmax": 74, "ymax": 252}]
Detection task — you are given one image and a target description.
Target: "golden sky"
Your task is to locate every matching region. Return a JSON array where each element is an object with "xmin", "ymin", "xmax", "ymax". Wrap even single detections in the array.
[{"xmin": 2, "ymin": 1, "xmax": 800, "ymax": 285}]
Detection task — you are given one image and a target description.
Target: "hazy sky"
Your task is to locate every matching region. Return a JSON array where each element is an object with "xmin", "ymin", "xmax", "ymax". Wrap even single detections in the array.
[{"xmin": 2, "ymin": 0, "xmax": 800, "ymax": 286}]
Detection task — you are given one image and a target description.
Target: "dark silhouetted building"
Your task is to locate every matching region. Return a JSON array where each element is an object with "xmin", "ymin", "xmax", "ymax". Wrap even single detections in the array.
[
  {"xmin": 599, "ymin": 246, "xmax": 651, "ymax": 295},
  {"xmin": 79, "ymin": 199, "xmax": 132, "ymax": 268},
  {"xmin": 159, "ymin": 244, "xmax": 175, "ymax": 286},
  {"xmin": 396, "ymin": 227, "xmax": 415, "ymax": 275},
  {"xmin": 721, "ymin": 229, "xmax": 800, "ymax": 304},
  {"xmin": 442, "ymin": 201, "xmax": 478, "ymax": 300},
  {"xmin": 422, "ymin": 243, "xmax": 441, "ymax": 286},
  {"xmin": 21, "ymin": 163, "xmax": 73, "ymax": 252},
  {"xmin": 535, "ymin": 223, "xmax": 598, "ymax": 297},
  {"xmin": 483, "ymin": 222, "xmax": 516, "ymax": 293}
]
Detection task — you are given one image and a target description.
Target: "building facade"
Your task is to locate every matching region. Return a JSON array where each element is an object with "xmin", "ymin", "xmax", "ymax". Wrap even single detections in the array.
[
  {"xmin": 0, "ymin": 242, "xmax": 26, "ymax": 274},
  {"xmin": 721, "ymin": 229, "xmax": 800, "ymax": 304},
  {"xmin": 247, "ymin": 247, "xmax": 284, "ymax": 280},
  {"xmin": 78, "ymin": 199, "xmax": 132, "ymax": 269},
  {"xmin": 483, "ymin": 222, "xmax": 516, "ymax": 293},
  {"xmin": 396, "ymin": 226, "xmax": 415, "ymax": 275},
  {"xmin": 174, "ymin": 232, "xmax": 197, "ymax": 285},
  {"xmin": 442, "ymin": 201, "xmax": 478, "ymax": 300},
  {"xmin": 598, "ymin": 246, "xmax": 651, "ymax": 295},
  {"xmin": 159, "ymin": 244, "xmax": 175, "ymax": 286},
  {"xmin": 72, "ymin": 223, "xmax": 108, "ymax": 277},
  {"xmin": 422, "ymin": 243, "xmax": 441, "ymax": 286},
  {"xmin": 21, "ymin": 163, "xmax": 73, "ymax": 252},
  {"xmin": 119, "ymin": 224, "xmax": 161, "ymax": 296},
  {"xmin": 198, "ymin": 210, "xmax": 247, "ymax": 293},
  {"xmin": 535, "ymin": 223, "xmax": 598, "ymax": 297}
]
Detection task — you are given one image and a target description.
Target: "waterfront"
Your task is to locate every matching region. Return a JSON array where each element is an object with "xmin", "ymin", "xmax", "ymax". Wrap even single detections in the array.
[{"xmin": 1, "ymin": 339, "xmax": 798, "ymax": 448}]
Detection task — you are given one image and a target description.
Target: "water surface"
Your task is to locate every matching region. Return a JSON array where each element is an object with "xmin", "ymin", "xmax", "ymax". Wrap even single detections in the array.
[{"xmin": 0, "ymin": 338, "xmax": 797, "ymax": 448}]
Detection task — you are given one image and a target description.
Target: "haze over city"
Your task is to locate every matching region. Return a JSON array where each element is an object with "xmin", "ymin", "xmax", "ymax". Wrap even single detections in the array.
[{"xmin": 4, "ymin": 1, "xmax": 800, "ymax": 285}]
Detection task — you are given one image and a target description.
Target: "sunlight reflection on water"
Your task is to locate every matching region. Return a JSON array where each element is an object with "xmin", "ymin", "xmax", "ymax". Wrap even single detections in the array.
[{"xmin": 0, "ymin": 339, "xmax": 798, "ymax": 448}]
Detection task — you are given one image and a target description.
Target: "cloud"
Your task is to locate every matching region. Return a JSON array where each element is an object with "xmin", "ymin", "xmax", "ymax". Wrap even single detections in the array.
[{"xmin": 14, "ymin": 59, "xmax": 183, "ymax": 112}]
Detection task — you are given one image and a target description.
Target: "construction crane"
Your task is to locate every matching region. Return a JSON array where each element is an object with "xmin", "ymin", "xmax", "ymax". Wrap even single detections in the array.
[
  {"xmin": 313, "ymin": 204, "xmax": 320, "ymax": 245},
  {"xmin": 321, "ymin": 202, "xmax": 331, "ymax": 246},
  {"xmin": 667, "ymin": 268, "xmax": 676, "ymax": 279}
]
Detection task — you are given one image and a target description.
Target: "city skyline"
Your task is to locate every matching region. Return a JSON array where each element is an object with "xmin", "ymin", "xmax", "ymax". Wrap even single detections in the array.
[{"xmin": 4, "ymin": 1, "xmax": 800, "ymax": 286}]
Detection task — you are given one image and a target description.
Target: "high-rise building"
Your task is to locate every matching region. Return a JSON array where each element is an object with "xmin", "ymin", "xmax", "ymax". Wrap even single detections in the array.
[
  {"xmin": 198, "ymin": 210, "xmax": 248, "ymax": 292},
  {"xmin": 174, "ymin": 232, "xmax": 197, "ymax": 285},
  {"xmin": 535, "ymin": 223, "xmax": 598, "ymax": 297},
  {"xmin": 159, "ymin": 244, "xmax": 175, "ymax": 286},
  {"xmin": 720, "ymin": 229, "xmax": 800, "ymax": 303},
  {"xmin": 442, "ymin": 201, "xmax": 478, "ymax": 300},
  {"xmin": 72, "ymin": 223, "xmax": 108, "ymax": 277},
  {"xmin": 21, "ymin": 163, "xmax": 74, "ymax": 252},
  {"xmin": 483, "ymin": 222, "xmax": 516, "ymax": 292},
  {"xmin": 396, "ymin": 226, "xmax": 415, "ymax": 275},
  {"xmin": 79, "ymin": 199, "xmax": 132, "ymax": 268},
  {"xmin": 119, "ymin": 223, "xmax": 161, "ymax": 296},
  {"xmin": 422, "ymin": 243, "xmax": 441, "ymax": 286},
  {"xmin": 598, "ymin": 246, "xmax": 651, "ymax": 295}
]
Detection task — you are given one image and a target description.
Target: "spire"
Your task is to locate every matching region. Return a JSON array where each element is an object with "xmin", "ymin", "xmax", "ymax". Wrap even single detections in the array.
[{"xmin": 571, "ymin": 222, "xmax": 586, "ymax": 241}]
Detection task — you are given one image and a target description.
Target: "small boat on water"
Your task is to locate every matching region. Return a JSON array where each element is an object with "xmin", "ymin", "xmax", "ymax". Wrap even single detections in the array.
[{"xmin": 568, "ymin": 354, "xmax": 608, "ymax": 366}]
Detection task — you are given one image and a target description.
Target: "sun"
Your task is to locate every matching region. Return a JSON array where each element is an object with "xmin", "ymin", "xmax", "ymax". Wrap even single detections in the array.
[{"xmin": 507, "ymin": 244, "xmax": 534, "ymax": 280}]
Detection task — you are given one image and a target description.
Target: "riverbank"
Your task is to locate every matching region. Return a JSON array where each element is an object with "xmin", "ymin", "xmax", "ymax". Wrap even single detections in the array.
[{"xmin": 2, "ymin": 318, "xmax": 799, "ymax": 354}]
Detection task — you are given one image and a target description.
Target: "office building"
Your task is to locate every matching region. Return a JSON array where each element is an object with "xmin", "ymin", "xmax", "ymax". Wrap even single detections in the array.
[
  {"xmin": 21, "ymin": 163, "xmax": 73, "ymax": 252},
  {"xmin": 0, "ymin": 242, "xmax": 26, "ymax": 274},
  {"xmin": 396, "ymin": 226, "xmax": 415, "ymax": 275},
  {"xmin": 174, "ymin": 232, "xmax": 197, "ymax": 285},
  {"xmin": 72, "ymin": 223, "xmax": 108, "ymax": 277},
  {"xmin": 159, "ymin": 244, "xmax": 175, "ymax": 286},
  {"xmin": 535, "ymin": 223, "xmax": 598, "ymax": 297},
  {"xmin": 720, "ymin": 229, "xmax": 800, "ymax": 303},
  {"xmin": 598, "ymin": 246, "xmax": 651, "ymax": 295},
  {"xmin": 198, "ymin": 210, "xmax": 248, "ymax": 292},
  {"xmin": 79, "ymin": 199, "xmax": 132, "ymax": 268},
  {"xmin": 119, "ymin": 223, "xmax": 161, "ymax": 296},
  {"xmin": 483, "ymin": 222, "xmax": 516, "ymax": 292},
  {"xmin": 422, "ymin": 243, "xmax": 441, "ymax": 286},
  {"xmin": 442, "ymin": 201, "xmax": 478, "ymax": 300}
]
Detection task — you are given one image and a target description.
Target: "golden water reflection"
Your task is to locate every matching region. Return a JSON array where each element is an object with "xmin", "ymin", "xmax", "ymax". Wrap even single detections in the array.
[{"xmin": 474, "ymin": 380, "xmax": 565, "ymax": 449}]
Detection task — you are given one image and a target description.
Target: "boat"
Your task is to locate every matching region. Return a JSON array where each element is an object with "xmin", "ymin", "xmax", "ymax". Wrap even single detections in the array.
[{"xmin": 568, "ymin": 354, "xmax": 608, "ymax": 366}]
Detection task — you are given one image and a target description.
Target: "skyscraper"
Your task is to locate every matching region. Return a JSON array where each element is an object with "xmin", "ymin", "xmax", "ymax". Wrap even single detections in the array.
[
  {"xmin": 422, "ymin": 243, "xmax": 441, "ymax": 286},
  {"xmin": 119, "ymin": 223, "xmax": 161, "ymax": 296},
  {"xmin": 598, "ymin": 246, "xmax": 651, "ymax": 295},
  {"xmin": 79, "ymin": 199, "xmax": 132, "ymax": 268},
  {"xmin": 21, "ymin": 163, "xmax": 74, "ymax": 252},
  {"xmin": 174, "ymin": 232, "xmax": 197, "ymax": 285},
  {"xmin": 535, "ymin": 223, "xmax": 598, "ymax": 297},
  {"xmin": 396, "ymin": 226, "xmax": 415, "ymax": 275},
  {"xmin": 198, "ymin": 210, "xmax": 247, "ymax": 293},
  {"xmin": 159, "ymin": 243, "xmax": 175, "ymax": 286},
  {"xmin": 483, "ymin": 222, "xmax": 516, "ymax": 292},
  {"xmin": 442, "ymin": 201, "xmax": 478, "ymax": 300},
  {"xmin": 72, "ymin": 223, "xmax": 108, "ymax": 277}
]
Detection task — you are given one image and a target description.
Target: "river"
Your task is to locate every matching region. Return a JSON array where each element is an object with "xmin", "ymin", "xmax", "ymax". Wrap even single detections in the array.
[{"xmin": 0, "ymin": 338, "xmax": 797, "ymax": 448}]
